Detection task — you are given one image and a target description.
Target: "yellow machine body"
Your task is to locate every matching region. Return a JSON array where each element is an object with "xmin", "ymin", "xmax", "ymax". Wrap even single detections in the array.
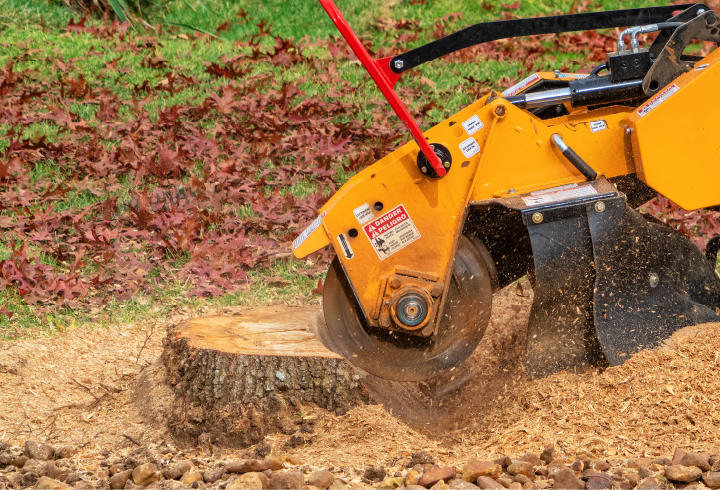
[{"xmin": 293, "ymin": 51, "xmax": 720, "ymax": 329}]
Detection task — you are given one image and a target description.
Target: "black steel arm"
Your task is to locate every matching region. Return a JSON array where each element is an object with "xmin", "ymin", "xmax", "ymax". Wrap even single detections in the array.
[{"xmin": 389, "ymin": 4, "xmax": 701, "ymax": 73}]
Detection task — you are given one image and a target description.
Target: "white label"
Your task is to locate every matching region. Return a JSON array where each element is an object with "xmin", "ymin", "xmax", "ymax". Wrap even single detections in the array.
[
  {"xmin": 522, "ymin": 185, "xmax": 597, "ymax": 206},
  {"xmin": 353, "ymin": 203, "xmax": 374, "ymax": 225},
  {"xmin": 637, "ymin": 84, "xmax": 679, "ymax": 117},
  {"xmin": 337, "ymin": 234, "xmax": 354, "ymax": 259},
  {"xmin": 695, "ymin": 63, "xmax": 709, "ymax": 71},
  {"xmin": 459, "ymin": 137, "xmax": 481, "ymax": 158},
  {"xmin": 363, "ymin": 204, "xmax": 421, "ymax": 260},
  {"xmin": 292, "ymin": 211, "xmax": 326, "ymax": 250},
  {"xmin": 557, "ymin": 73, "xmax": 589, "ymax": 79},
  {"xmin": 462, "ymin": 115, "xmax": 484, "ymax": 135},
  {"xmin": 502, "ymin": 73, "xmax": 540, "ymax": 96},
  {"xmin": 589, "ymin": 120, "xmax": 607, "ymax": 132}
]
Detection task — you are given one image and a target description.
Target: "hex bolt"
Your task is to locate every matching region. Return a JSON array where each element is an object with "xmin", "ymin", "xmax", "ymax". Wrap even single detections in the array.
[
  {"xmin": 384, "ymin": 299, "xmax": 391, "ymax": 306},
  {"xmin": 532, "ymin": 212, "xmax": 543, "ymax": 224},
  {"xmin": 625, "ymin": 128, "xmax": 633, "ymax": 134},
  {"xmin": 389, "ymin": 277, "xmax": 402, "ymax": 289},
  {"xmin": 508, "ymin": 188, "xmax": 516, "ymax": 194},
  {"xmin": 394, "ymin": 59, "xmax": 404, "ymax": 70},
  {"xmin": 380, "ymin": 316, "xmax": 391, "ymax": 327},
  {"xmin": 649, "ymin": 272, "xmax": 660, "ymax": 288},
  {"xmin": 430, "ymin": 283, "xmax": 443, "ymax": 297},
  {"xmin": 595, "ymin": 201, "xmax": 606, "ymax": 212},
  {"xmin": 494, "ymin": 105, "xmax": 507, "ymax": 117},
  {"xmin": 697, "ymin": 8, "xmax": 706, "ymax": 16}
]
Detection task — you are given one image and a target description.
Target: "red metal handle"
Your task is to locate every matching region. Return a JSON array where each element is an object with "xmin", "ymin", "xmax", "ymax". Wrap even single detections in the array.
[{"xmin": 318, "ymin": 0, "xmax": 446, "ymax": 177}]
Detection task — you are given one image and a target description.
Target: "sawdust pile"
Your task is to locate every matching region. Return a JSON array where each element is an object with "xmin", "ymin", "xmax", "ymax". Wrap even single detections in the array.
[{"xmin": 294, "ymin": 322, "xmax": 720, "ymax": 469}]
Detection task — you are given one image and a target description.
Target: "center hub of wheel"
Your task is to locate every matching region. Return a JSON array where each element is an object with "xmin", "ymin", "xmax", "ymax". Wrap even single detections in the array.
[{"xmin": 391, "ymin": 288, "xmax": 433, "ymax": 330}]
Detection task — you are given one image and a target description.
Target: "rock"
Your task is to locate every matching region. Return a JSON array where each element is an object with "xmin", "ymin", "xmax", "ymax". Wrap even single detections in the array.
[
  {"xmin": 406, "ymin": 470, "xmax": 421, "ymax": 486},
  {"xmin": 285, "ymin": 435, "xmax": 306, "ymax": 449},
  {"xmin": 519, "ymin": 455, "xmax": 543, "ymax": 468},
  {"xmin": 44, "ymin": 464, "xmax": 68, "ymax": 482},
  {"xmin": 255, "ymin": 441, "xmax": 272, "ymax": 459},
  {"xmin": 672, "ymin": 449, "xmax": 687, "ymax": 466},
  {"xmin": 22, "ymin": 459, "xmax": 46, "ymax": 477},
  {"xmin": 281, "ymin": 455, "xmax": 303, "ymax": 466},
  {"xmin": 449, "ymin": 479, "xmax": 479, "ymax": 489},
  {"xmin": 430, "ymin": 480, "xmax": 450, "ymax": 490},
  {"xmin": 75, "ymin": 481, "xmax": 94, "ymax": 489},
  {"xmin": 638, "ymin": 476, "xmax": 662, "ymax": 489},
  {"xmin": 307, "ymin": 470, "xmax": 333, "ymax": 489},
  {"xmin": 588, "ymin": 460, "xmax": 610, "ymax": 471},
  {"xmin": 514, "ymin": 475, "xmax": 531, "ymax": 485},
  {"xmin": 0, "ymin": 452, "xmax": 13, "ymax": 466},
  {"xmin": 545, "ymin": 465, "xmax": 566, "ymax": 479},
  {"xmin": 227, "ymin": 459, "xmax": 273, "ymax": 474},
  {"xmin": 638, "ymin": 466, "xmax": 654, "ymax": 479},
  {"xmin": 64, "ymin": 474, "xmax": 82, "ymax": 485},
  {"xmin": 23, "ymin": 442, "xmax": 54, "ymax": 461},
  {"xmin": 711, "ymin": 457, "xmax": 720, "ymax": 472},
  {"xmin": 585, "ymin": 474, "xmax": 613, "ymax": 490},
  {"xmin": 181, "ymin": 469, "xmax": 204, "ymax": 485},
  {"xmin": 269, "ymin": 471, "xmax": 305, "ymax": 490},
  {"xmin": 703, "ymin": 472, "xmax": 721, "ymax": 489},
  {"xmin": 681, "ymin": 454, "xmax": 713, "ymax": 472},
  {"xmin": 462, "ymin": 460, "xmax": 501, "ymax": 482},
  {"xmin": 493, "ymin": 457, "xmax": 512, "ymax": 469},
  {"xmin": 540, "ymin": 447, "xmax": 555, "ymax": 466},
  {"xmin": 14, "ymin": 455, "xmax": 29, "ymax": 469},
  {"xmin": 132, "ymin": 462, "xmax": 160, "ymax": 486},
  {"xmin": 666, "ymin": 465, "xmax": 703, "ymax": 482},
  {"xmin": 328, "ymin": 482, "xmax": 347, "ymax": 490},
  {"xmin": 228, "ymin": 472, "xmax": 266, "ymax": 490},
  {"xmin": 497, "ymin": 478, "xmax": 512, "ymax": 488},
  {"xmin": 521, "ymin": 483, "xmax": 535, "ymax": 490},
  {"xmin": 165, "ymin": 460, "xmax": 194, "ymax": 480},
  {"xmin": 419, "ymin": 467, "xmax": 457, "ymax": 488},
  {"xmin": 34, "ymin": 476, "xmax": 71, "ymax": 489},
  {"xmin": 551, "ymin": 468, "xmax": 583, "ymax": 490},
  {"xmin": 379, "ymin": 477, "xmax": 405, "ymax": 489},
  {"xmin": 508, "ymin": 484, "xmax": 522, "ymax": 490},
  {"xmin": 581, "ymin": 469, "xmax": 601, "ymax": 480},
  {"xmin": 476, "ymin": 476, "xmax": 505, "ymax": 490},
  {"xmin": 22, "ymin": 472, "xmax": 39, "ymax": 487},
  {"xmin": 110, "ymin": 469, "xmax": 133, "ymax": 489},
  {"xmin": 507, "ymin": 463, "xmax": 534, "ymax": 481},
  {"xmin": 266, "ymin": 458, "xmax": 284, "ymax": 471},
  {"xmin": 53, "ymin": 447, "xmax": 76, "ymax": 460},
  {"xmin": 535, "ymin": 468, "xmax": 548, "ymax": 478},
  {"xmin": 204, "ymin": 468, "xmax": 226, "ymax": 484},
  {"xmin": 570, "ymin": 461, "xmax": 583, "ymax": 475},
  {"xmin": 109, "ymin": 464, "xmax": 125, "ymax": 477},
  {"xmin": 625, "ymin": 470, "xmax": 639, "ymax": 488},
  {"xmin": 365, "ymin": 468, "xmax": 387, "ymax": 482},
  {"xmin": 409, "ymin": 453, "xmax": 436, "ymax": 467},
  {"xmin": 611, "ymin": 475, "xmax": 631, "ymax": 490}
]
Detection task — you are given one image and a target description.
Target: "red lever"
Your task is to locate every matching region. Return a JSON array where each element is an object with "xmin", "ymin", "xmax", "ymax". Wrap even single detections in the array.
[{"xmin": 318, "ymin": 0, "xmax": 446, "ymax": 177}]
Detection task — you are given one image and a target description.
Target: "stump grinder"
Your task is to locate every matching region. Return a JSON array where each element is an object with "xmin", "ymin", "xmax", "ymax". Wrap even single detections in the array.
[{"xmin": 292, "ymin": 2, "xmax": 721, "ymax": 381}]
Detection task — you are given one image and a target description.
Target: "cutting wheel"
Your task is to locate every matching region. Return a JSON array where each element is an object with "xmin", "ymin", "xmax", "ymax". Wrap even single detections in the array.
[{"xmin": 319, "ymin": 235, "xmax": 493, "ymax": 381}]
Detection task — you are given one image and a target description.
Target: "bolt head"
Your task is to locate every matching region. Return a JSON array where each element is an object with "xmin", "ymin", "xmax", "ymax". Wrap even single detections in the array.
[
  {"xmin": 430, "ymin": 283, "xmax": 443, "ymax": 297},
  {"xmin": 626, "ymin": 128, "xmax": 633, "ymax": 134},
  {"xmin": 394, "ymin": 59, "xmax": 404, "ymax": 70},
  {"xmin": 380, "ymin": 316, "xmax": 391, "ymax": 327},
  {"xmin": 421, "ymin": 166, "xmax": 427, "ymax": 173},
  {"xmin": 649, "ymin": 272, "xmax": 660, "ymax": 288},
  {"xmin": 697, "ymin": 8, "xmax": 706, "ymax": 16},
  {"xmin": 443, "ymin": 161, "xmax": 450, "ymax": 168},
  {"xmin": 595, "ymin": 201, "xmax": 606, "ymax": 212},
  {"xmin": 508, "ymin": 188, "xmax": 516, "ymax": 194},
  {"xmin": 494, "ymin": 105, "xmax": 506, "ymax": 117},
  {"xmin": 532, "ymin": 212, "xmax": 543, "ymax": 224},
  {"xmin": 389, "ymin": 277, "xmax": 402, "ymax": 289}
]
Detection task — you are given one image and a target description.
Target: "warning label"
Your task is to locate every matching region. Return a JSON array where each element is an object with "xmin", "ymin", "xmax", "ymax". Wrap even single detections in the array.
[
  {"xmin": 637, "ymin": 84, "xmax": 679, "ymax": 117},
  {"xmin": 502, "ymin": 73, "xmax": 540, "ymax": 96},
  {"xmin": 589, "ymin": 120, "xmax": 607, "ymax": 132},
  {"xmin": 521, "ymin": 184, "xmax": 597, "ymax": 206},
  {"xmin": 362, "ymin": 205, "xmax": 421, "ymax": 260}
]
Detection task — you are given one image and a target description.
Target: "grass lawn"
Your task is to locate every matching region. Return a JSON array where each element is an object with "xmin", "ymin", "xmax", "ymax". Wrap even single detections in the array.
[{"xmin": 0, "ymin": 0, "xmax": 710, "ymax": 338}]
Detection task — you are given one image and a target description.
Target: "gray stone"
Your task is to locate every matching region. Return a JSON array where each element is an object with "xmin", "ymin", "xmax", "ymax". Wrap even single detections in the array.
[
  {"xmin": 476, "ymin": 476, "xmax": 505, "ymax": 490},
  {"xmin": 551, "ymin": 468, "xmax": 583, "ymax": 490},
  {"xmin": 23, "ymin": 442, "xmax": 54, "ymax": 461},
  {"xmin": 268, "ymin": 471, "xmax": 304, "ymax": 490}
]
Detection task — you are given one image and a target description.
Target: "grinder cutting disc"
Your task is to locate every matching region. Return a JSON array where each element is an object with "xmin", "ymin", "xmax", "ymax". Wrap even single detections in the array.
[{"xmin": 319, "ymin": 236, "xmax": 493, "ymax": 381}]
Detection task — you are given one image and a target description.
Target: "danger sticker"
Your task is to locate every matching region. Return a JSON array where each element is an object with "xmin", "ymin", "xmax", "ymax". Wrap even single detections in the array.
[
  {"xmin": 462, "ymin": 115, "xmax": 484, "ymax": 135},
  {"xmin": 589, "ymin": 120, "xmax": 607, "ymax": 132},
  {"xmin": 459, "ymin": 137, "xmax": 481, "ymax": 158},
  {"xmin": 363, "ymin": 205, "xmax": 421, "ymax": 260},
  {"xmin": 337, "ymin": 233, "xmax": 354, "ymax": 259},
  {"xmin": 502, "ymin": 73, "xmax": 540, "ymax": 96},
  {"xmin": 637, "ymin": 84, "xmax": 679, "ymax": 117},
  {"xmin": 556, "ymin": 73, "xmax": 589, "ymax": 79},
  {"xmin": 292, "ymin": 211, "xmax": 326, "ymax": 250},
  {"xmin": 522, "ymin": 184, "xmax": 597, "ymax": 206},
  {"xmin": 353, "ymin": 203, "xmax": 374, "ymax": 225}
]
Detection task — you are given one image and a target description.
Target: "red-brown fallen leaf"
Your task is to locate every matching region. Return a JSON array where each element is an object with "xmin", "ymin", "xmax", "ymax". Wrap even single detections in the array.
[{"xmin": 311, "ymin": 278, "xmax": 324, "ymax": 295}]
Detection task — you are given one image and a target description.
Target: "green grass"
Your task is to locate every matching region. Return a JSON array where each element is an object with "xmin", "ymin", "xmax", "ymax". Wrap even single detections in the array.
[{"xmin": 0, "ymin": 0, "xmax": 680, "ymax": 339}]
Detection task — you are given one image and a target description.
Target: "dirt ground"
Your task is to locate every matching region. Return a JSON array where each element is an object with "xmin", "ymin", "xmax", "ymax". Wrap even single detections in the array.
[{"xmin": 0, "ymin": 283, "xmax": 718, "ymax": 481}]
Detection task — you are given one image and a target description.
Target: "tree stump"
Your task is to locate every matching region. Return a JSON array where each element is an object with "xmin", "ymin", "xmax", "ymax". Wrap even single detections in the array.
[{"xmin": 133, "ymin": 284, "xmax": 533, "ymax": 448}]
